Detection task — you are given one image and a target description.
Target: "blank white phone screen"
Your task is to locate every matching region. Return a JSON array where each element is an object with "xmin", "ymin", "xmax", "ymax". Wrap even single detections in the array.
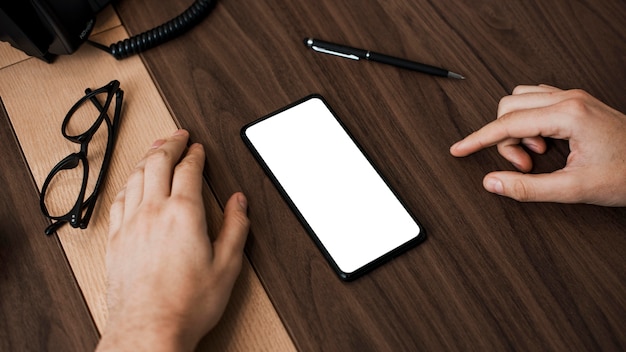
[{"xmin": 244, "ymin": 97, "xmax": 421, "ymax": 276}]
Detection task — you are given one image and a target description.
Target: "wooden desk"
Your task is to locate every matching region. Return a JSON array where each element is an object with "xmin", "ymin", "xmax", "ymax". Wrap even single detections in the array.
[
  {"xmin": 2, "ymin": 0, "xmax": 625, "ymax": 351},
  {"xmin": 0, "ymin": 6, "xmax": 292, "ymax": 352}
]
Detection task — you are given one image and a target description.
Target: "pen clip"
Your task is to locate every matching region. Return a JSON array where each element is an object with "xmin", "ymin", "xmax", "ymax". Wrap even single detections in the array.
[{"xmin": 311, "ymin": 45, "xmax": 360, "ymax": 60}]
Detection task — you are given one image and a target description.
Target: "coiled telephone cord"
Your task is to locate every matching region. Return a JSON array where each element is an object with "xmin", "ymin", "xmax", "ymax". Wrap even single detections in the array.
[{"xmin": 89, "ymin": 0, "xmax": 217, "ymax": 59}]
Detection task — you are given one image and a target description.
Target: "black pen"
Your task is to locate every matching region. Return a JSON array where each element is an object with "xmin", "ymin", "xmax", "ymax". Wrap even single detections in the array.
[{"xmin": 304, "ymin": 38, "xmax": 465, "ymax": 80}]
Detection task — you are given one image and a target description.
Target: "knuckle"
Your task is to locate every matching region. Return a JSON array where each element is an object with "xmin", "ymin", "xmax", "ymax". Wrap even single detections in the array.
[
  {"xmin": 138, "ymin": 200, "xmax": 163, "ymax": 215},
  {"xmin": 497, "ymin": 95, "xmax": 513, "ymax": 117},
  {"xmin": 128, "ymin": 166, "xmax": 145, "ymax": 181},
  {"xmin": 566, "ymin": 88, "xmax": 591, "ymax": 101},
  {"xmin": 555, "ymin": 93, "xmax": 592, "ymax": 124},
  {"xmin": 562, "ymin": 89, "xmax": 591, "ymax": 111},
  {"xmin": 169, "ymin": 193, "xmax": 199, "ymax": 210},
  {"xmin": 509, "ymin": 179, "xmax": 534, "ymax": 202},
  {"xmin": 496, "ymin": 110, "xmax": 515, "ymax": 123},
  {"xmin": 146, "ymin": 147, "xmax": 171, "ymax": 164},
  {"xmin": 511, "ymin": 85, "xmax": 526, "ymax": 95},
  {"xmin": 239, "ymin": 213, "xmax": 251, "ymax": 229},
  {"xmin": 229, "ymin": 209, "xmax": 250, "ymax": 230},
  {"xmin": 113, "ymin": 188, "xmax": 126, "ymax": 202}
]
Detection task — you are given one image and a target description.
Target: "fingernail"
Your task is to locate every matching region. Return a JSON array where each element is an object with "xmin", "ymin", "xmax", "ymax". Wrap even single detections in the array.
[
  {"xmin": 173, "ymin": 129, "xmax": 187, "ymax": 136},
  {"xmin": 525, "ymin": 143, "xmax": 540, "ymax": 153},
  {"xmin": 151, "ymin": 139, "xmax": 165, "ymax": 148},
  {"xmin": 237, "ymin": 193, "xmax": 248, "ymax": 209},
  {"xmin": 450, "ymin": 141, "xmax": 463, "ymax": 155},
  {"xmin": 190, "ymin": 143, "xmax": 204, "ymax": 152},
  {"xmin": 485, "ymin": 177, "xmax": 504, "ymax": 194}
]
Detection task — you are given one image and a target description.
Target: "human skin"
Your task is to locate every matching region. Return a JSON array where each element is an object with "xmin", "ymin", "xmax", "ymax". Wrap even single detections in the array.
[
  {"xmin": 97, "ymin": 129, "xmax": 250, "ymax": 351},
  {"xmin": 450, "ymin": 85, "xmax": 626, "ymax": 206}
]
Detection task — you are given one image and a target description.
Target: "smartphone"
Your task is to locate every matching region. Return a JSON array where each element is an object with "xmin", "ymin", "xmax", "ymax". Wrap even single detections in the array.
[{"xmin": 241, "ymin": 95, "xmax": 425, "ymax": 280}]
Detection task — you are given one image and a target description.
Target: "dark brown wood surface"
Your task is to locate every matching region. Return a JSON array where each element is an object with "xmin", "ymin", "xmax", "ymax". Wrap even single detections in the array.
[
  {"xmin": 0, "ymin": 98, "xmax": 100, "ymax": 350},
  {"xmin": 117, "ymin": 0, "xmax": 626, "ymax": 350}
]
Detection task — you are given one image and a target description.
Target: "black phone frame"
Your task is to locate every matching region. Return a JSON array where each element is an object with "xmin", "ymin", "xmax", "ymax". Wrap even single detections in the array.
[{"xmin": 241, "ymin": 94, "xmax": 426, "ymax": 281}]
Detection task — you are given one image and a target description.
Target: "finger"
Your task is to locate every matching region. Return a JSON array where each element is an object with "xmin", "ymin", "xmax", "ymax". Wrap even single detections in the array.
[
  {"xmin": 108, "ymin": 188, "xmax": 126, "ymax": 239},
  {"xmin": 536, "ymin": 84, "xmax": 562, "ymax": 91},
  {"xmin": 171, "ymin": 143, "xmax": 205, "ymax": 201},
  {"xmin": 482, "ymin": 170, "xmax": 581, "ymax": 203},
  {"xmin": 121, "ymin": 138, "xmax": 168, "ymax": 211},
  {"xmin": 496, "ymin": 140, "xmax": 533, "ymax": 172},
  {"xmin": 213, "ymin": 193, "xmax": 250, "ymax": 273},
  {"xmin": 496, "ymin": 94, "xmax": 547, "ymax": 155},
  {"xmin": 498, "ymin": 89, "xmax": 569, "ymax": 155},
  {"xmin": 521, "ymin": 136, "xmax": 547, "ymax": 154},
  {"xmin": 510, "ymin": 84, "xmax": 562, "ymax": 95},
  {"xmin": 491, "ymin": 86, "xmax": 553, "ymax": 165},
  {"xmin": 142, "ymin": 130, "xmax": 190, "ymax": 199},
  {"xmin": 495, "ymin": 135, "xmax": 547, "ymax": 171},
  {"xmin": 122, "ymin": 131, "xmax": 186, "ymax": 213},
  {"xmin": 498, "ymin": 88, "xmax": 567, "ymax": 118},
  {"xmin": 450, "ymin": 105, "xmax": 574, "ymax": 157},
  {"xmin": 122, "ymin": 164, "xmax": 146, "ymax": 214}
]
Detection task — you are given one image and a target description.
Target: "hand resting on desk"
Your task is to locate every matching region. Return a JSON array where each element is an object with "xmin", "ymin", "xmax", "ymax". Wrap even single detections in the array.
[
  {"xmin": 451, "ymin": 85, "xmax": 626, "ymax": 206},
  {"xmin": 97, "ymin": 129, "xmax": 250, "ymax": 352}
]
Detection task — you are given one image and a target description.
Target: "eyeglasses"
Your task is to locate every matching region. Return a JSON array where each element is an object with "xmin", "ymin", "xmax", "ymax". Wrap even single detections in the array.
[{"xmin": 40, "ymin": 80, "xmax": 123, "ymax": 236}]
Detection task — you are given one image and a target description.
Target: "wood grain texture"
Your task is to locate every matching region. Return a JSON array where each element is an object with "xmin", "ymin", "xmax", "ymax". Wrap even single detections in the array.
[
  {"xmin": 0, "ymin": 7, "xmax": 294, "ymax": 351},
  {"xmin": 117, "ymin": 0, "xmax": 626, "ymax": 350},
  {"xmin": 0, "ymin": 98, "xmax": 99, "ymax": 351}
]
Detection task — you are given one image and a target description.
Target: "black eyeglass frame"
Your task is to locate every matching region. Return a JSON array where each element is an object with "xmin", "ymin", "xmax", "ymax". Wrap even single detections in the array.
[{"xmin": 40, "ymin": 80, "xmax": 123, "ymax": 236}]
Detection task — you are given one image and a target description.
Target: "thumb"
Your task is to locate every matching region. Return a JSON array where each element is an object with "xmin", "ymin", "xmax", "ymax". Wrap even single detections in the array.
[
  {"xmin": 213, "ymin": 192, "xmax": 250, "ymax": 271},
  {"xmin": 482, "ymin": 170, "xmax": 581, "ymax": 203}
]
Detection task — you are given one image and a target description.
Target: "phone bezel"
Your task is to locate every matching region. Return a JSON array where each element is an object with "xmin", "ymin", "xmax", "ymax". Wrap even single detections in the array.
[{"xmin": 241, "ymin": 94, "xmax": 426, "ymax": 281}]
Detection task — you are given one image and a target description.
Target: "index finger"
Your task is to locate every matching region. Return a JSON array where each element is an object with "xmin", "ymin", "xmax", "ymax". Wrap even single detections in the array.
[
  {"xmin": 170, "ymin": 143, "xmax": 206, "ymax": 200},
  {"xmin": 450, "ymin": 105, "xmax": 574, "ymax": 157}
]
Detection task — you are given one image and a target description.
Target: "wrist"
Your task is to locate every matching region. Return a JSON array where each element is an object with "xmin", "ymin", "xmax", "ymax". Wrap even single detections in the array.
[{"xmin": 97, "ymin": 315, "xmax": 198, "ymax": 352}]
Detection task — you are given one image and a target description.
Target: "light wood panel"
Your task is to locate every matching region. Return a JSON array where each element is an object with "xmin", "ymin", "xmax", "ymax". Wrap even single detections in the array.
[
  {"xmin": 0, "ymin": 98, "xmax": 99, "ymax": 351},
  {"xmin": 0, "ymin": 42, "xmax": 28, "ymax": 68},
  {"xmin": 0, "ymin": 7, "xmax": 294, "ymax": 351}
]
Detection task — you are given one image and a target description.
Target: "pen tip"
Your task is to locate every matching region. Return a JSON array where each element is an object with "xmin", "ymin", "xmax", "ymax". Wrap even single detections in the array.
[
  {"xmin": 304, "ymin": 38, "xmax": 313, "ymax": 47},
  {"xmin": 448, "ymin": 72, "xmax": 465, "ymax": 80}
]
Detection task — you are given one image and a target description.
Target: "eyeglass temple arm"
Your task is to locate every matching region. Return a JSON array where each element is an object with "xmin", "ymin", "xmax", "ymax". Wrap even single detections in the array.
[
  {"xmin": 45, "ymin": 220, "xmax": 66, "ymax": 236},
  {"xmin": 86, "ymin": 87, "xmax": 123, "ymax": 134},
  {"xmin": 77, "ymin": 86, "xmax": 123, "ymax": 229}
]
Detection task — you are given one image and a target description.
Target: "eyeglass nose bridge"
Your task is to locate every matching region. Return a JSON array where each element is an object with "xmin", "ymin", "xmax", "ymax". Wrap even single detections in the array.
[{"xmin": 57, "ymin": 152, "xmax": 82, "ymax": 170}]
